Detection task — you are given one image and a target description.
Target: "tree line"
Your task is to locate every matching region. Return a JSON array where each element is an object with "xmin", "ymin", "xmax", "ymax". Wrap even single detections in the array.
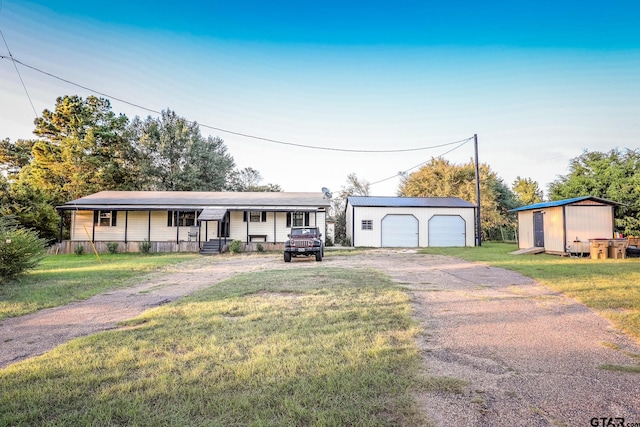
[
  {"xmin": 332, "ymin": 149, "xmax": 640, "ymax": 243},
  {"xmin": 2, "ymin": 94, "xmax": 639, "ymax": 244},
  {"xmin": 0, "ymin": 95, "xmax": 280, "ymax": 242}
]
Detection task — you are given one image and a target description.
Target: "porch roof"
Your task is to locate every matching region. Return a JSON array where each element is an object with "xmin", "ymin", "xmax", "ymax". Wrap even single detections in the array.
[{"xmin": 58, "ymin": 191, "xmax": 330, "ymax": 211}]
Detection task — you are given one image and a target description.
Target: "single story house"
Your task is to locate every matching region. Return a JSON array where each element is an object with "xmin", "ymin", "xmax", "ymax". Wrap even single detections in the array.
[
  {"xmin": 55, "ymin": 191, "xmax": 330, "ymax": 253},
  {"xmin": 510, "ymin": 196, "xmax": 618, "ymax": 255},
  {"xmin": 345, "ymin": 196, "xmax": 476, "ymax": 247}
]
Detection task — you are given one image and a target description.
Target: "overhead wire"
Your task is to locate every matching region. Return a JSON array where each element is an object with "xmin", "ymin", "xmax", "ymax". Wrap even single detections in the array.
[
  {"xmin": 369, "ymin": 137, "xmax": 473, "ymax": 186},
  {"xmin": 0, "ymin": 6, "xmax": 38, "ymax": 117},
  {"xmin": 0, "ymin": 54, "xmax": 472, "ymax": 154}
]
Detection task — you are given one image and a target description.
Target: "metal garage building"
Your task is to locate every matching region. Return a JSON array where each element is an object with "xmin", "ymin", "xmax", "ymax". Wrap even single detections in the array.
[{"xmin": 345, "ymin": 196, "xmax": 476, "ymax": 248}]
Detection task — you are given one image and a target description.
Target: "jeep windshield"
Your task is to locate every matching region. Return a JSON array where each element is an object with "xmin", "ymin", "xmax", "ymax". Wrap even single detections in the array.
[{"xmin": 290, "ymin": 228, "xmax": 315, "ymax": 237}]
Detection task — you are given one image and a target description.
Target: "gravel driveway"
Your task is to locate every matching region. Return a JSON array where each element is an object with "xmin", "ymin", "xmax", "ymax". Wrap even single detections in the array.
[{"xmin": 1, "ymin": 250, "xmax": 639, "ymax": 426}]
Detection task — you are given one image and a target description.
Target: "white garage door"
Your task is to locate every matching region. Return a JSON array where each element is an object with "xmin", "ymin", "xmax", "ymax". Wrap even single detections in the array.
[
  {"xmin": 428, "ymin": 215, "xmax": 466, "ymax": 247},
  {"xmin": 381, "ymin": 215, "xmax": 418, "ymax": 247}
]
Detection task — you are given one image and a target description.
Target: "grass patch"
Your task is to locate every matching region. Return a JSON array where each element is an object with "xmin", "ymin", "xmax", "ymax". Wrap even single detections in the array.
[
  {"xmin": 0, "ymin": 253, "xmax": 198, "ymax": 319},
  {"xmin": 416, "ymin": 375, "xmax": 470, "ymax": 394},
  {"xmin": 420, "ymin": 242, "xmax": 640, "ymax": 343},
  {"xmin": 0, "ymin": 268, "xmax": 427, "ymax": 426},
  {"xmin": 598, "ymin": 364, "xmax": 640, "ymax": 374}
]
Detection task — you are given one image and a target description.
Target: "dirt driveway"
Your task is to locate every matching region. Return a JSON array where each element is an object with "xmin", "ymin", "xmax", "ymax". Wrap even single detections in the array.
[{"xmin": 1, "ymin": 250, "xmax": 639, "ymax": 426}]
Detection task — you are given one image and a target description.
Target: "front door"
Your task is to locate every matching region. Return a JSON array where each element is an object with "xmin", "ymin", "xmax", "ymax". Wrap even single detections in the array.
[{"xmin": 533, "ymin": 211, "xmax": 544, "ymax": 247}]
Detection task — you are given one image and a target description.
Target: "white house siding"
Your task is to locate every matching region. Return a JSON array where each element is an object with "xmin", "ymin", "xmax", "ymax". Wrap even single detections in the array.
[
  {"xmin": 126, "ymin": 211, "xmax": 151, "ymax": 241},
  {"xmin": 72, "ymin": 209, "xmax": 327, "ymax": 244},
  {"xmin": 72, "ymin": 211, "xmax": 128, "ymax": 241},
  {"xmin": 228, "ymin": 210, "xmax": 326, "ymax": 243},
  {"xmin": 71, "ymin": 211, "xmax": 91, "ymax": 240},
  {"xmin": 200, "ymin": 221, "xmax": 218, "ymax": 241},
  {"xmin": 517, "ymin": 210, "xmax": 534, "ymax": 248},
  {"xmin": 72, "ymin": 210, "xmax": 200, "ymax": 242},
  {"xmin": 348, "ymin": 206, "xmax": 474, "ymax": 247}
]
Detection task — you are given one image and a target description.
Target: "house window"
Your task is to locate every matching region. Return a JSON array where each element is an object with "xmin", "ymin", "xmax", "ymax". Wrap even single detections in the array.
[
  {"xmin": 167, "ymin": 211, "xmax": 196, "ymax": 227},
  {"xmin": 361, "ymin": 220, "xmax": 373, "ymax": 230},
  {"xmin": 287, "ymin": 212, "xmax": 310, "ymax": 227},
  {"xmin": 94, "ymin": 210, "xmax": 117, "ymax": 227},
  {"xmin": 243, "ymin": 211, "xmax": 267, "ymax": 222}
]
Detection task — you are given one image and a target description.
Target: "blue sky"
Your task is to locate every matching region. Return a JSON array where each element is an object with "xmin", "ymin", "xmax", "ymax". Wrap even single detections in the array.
[{"xmin": 1, "ymin": 1, "xmax": 639, "ymax": 196}]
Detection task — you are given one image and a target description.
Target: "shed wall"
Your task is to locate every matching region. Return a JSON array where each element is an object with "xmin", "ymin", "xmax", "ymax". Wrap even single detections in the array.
[
  {"xmin": 543, "ymin": 206, "xmax": 565, "ymax": 253},
  {"xmin": 517, "ymin": 210, "xmax": 534, "ymax": 249},
  {"xmin": 565, "ymin": 205, "xmax": 613, "ymax": 250}
]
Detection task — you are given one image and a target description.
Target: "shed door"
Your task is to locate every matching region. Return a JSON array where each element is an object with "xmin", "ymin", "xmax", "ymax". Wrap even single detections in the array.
[
  {"xmin": 381, "ymin": 215, "xmax": 418, "ymax": 247},
  {"xmin": 533, "ymin": 211, "xmax": 545, "ymax": 247},
  {"xmin": 428, "ymin": 215, "xmax": 466, "ymax": 247}
]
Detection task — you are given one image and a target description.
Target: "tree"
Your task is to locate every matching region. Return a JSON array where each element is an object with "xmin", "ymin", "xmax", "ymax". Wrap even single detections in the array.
[
  {"xmin": 225, "ymin": 167, "xmax": 282, "ymax": 192},
  {"xmin": 332, "ymin": 173, "xmax": 370, "ymax": 244},
  {"xmin": 130, "ymin": 110, "xmax": 235, "ymax": 191},
  {"xmin": 0, "ymin": 181, "xmax": 61, "ymax": 243},
  {"xmin": 548, "ymin": 148, "xmax": 640, "ymax": 235},
  {"xmin": 512, "ymin": 176, "xmax": 544, "ymax": 206},
  {"xmin": 398, "ymin": 157, "xmax": 519, "ymax": 240},
  {"xmin": 19, "ymin": 95, "xmax": 135, "ymax": 203},
  {"xmin": 0, "ymin": 138, "xmax": 35, "ymax": 178}
]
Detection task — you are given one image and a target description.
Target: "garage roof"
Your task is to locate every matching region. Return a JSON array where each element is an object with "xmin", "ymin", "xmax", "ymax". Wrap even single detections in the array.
[
  {"xmin": 348, "ymin": 196, "xmax": 475, "ymax": 208},
  {"xmin": 509, "ymin": 196, "xmax": 618, "ymax": 212}
]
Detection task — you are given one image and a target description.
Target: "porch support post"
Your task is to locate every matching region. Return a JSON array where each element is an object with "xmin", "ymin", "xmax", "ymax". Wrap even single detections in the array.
[
  {"xmin": 246, "ymin": 212, "xmax": 249, "ymax": 244},
  {"xmin": 58, "ymin": 209, "xmax": 64, "ymax": 243},
  {"xmin": 147, "ymin": 210, "xmax": 151, "ymax": 241},
  {"xmin": 91, "ymin": 211, "xmax": 96, "ymax": 242},
  {"xmin": 124, "ymin": 211, "xmax": 129, "ymax": 244},
  {"xmin": 273, "ymin": 211, "xmax": 276, "ymax": 243},
  {"xmin": 176, "ymin": 210, "xmax": 180, "ymax": 244}
]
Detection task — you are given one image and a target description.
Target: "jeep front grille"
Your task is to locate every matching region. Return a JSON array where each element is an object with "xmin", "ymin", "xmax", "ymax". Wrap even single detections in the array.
[{"xmin": 293, "ymin": 239, "xmax": 313, "ymax": 247}]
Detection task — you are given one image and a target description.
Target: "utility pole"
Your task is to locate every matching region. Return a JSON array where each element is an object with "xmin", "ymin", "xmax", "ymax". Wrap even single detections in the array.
[{"xmin": 474, "ymin": 134, "xmax": 482, "ymax": 246}]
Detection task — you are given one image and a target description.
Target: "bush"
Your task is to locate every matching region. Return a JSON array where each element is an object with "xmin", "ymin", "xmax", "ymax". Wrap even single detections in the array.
[
  {"xmin": 106, "ymin": 242, "xmax": 119, "ymax": 254},
  {"xmin": 325, "ymin": 236, "xmax": 334, "ymax": 247},
  {"xmin": 256, "ymin": 243, "xmax": 264, "ymax": 252},
  {"xmin": 229, "ymin": 240, "xmax": 242, "ymax": 254},
  {"xmin": 74, "ymin": 244, "xmax": 85, "ymax": 255},
  {"xmin": 340, "ymin": 237, "xmax": 352, "ymax": 247},
  {"xmin": 139, "ymin": 240, "xmax": 152, "ymax": 254},
  {"xmin": 0, "ymin": 217, "xmax": 46, "ymax": 281}
]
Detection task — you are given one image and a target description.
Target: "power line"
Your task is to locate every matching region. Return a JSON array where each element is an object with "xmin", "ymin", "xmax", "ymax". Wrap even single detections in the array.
[
  {"xmin": 0, "ymin": 54, "xmax": 473, "ymax": 154},
  {"xmin": 369, "ymin": 137, "xmax": 473, "ymax": 186},
  {"xmin": 0, "ymin": 30, "xmax": 37, "ymax": 117}
]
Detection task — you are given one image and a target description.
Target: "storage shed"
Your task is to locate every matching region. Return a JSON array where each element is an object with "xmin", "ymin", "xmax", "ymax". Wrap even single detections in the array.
[
  {"xmin": 345, "ymin": 196, "xmax": 476, "ymax": 248},
  {"xmin": 511, "ymin": 196, "xmax": 618, "ymax": 255}
]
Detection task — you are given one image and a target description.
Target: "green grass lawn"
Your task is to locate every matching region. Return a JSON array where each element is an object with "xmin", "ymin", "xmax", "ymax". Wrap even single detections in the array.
[
  {"xmin": 3, "ymin": 245, "xmax": 638, "ymax": 424},
  {"xmin": 420, "ymin": 242, "xmax": 640, "ymax": 342},
  {"xmin": 0, "ymin": 253, "xmax": 198, "ymax": 320},
  {"xmin": 0, "ymin": 268, "xmax": 432, "ymax": 426}
]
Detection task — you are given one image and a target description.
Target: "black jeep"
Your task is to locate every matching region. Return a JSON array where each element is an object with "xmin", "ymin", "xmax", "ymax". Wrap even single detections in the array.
[{"xmin": 284, "ymin": 227, "xmax": 323, "ymax": 262}]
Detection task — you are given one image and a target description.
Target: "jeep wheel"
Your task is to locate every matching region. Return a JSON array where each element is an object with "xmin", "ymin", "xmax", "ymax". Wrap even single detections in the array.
[
  {"xmin": 284, "ymin": 252, "xmax": 291, "ymax": 262},
  {"xmin": 315, "ymin": 251, "xmax": 322, "ymax": 262}
]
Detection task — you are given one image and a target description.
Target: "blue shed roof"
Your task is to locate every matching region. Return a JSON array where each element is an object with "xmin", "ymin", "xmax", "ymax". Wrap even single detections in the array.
[
  {"xmin": 510, "ymin": 196, "xmax": 618, "ymax": 212},
  {"xmin": 347, "ymin": 196, "xmax": 475, "ymax": 208}
]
